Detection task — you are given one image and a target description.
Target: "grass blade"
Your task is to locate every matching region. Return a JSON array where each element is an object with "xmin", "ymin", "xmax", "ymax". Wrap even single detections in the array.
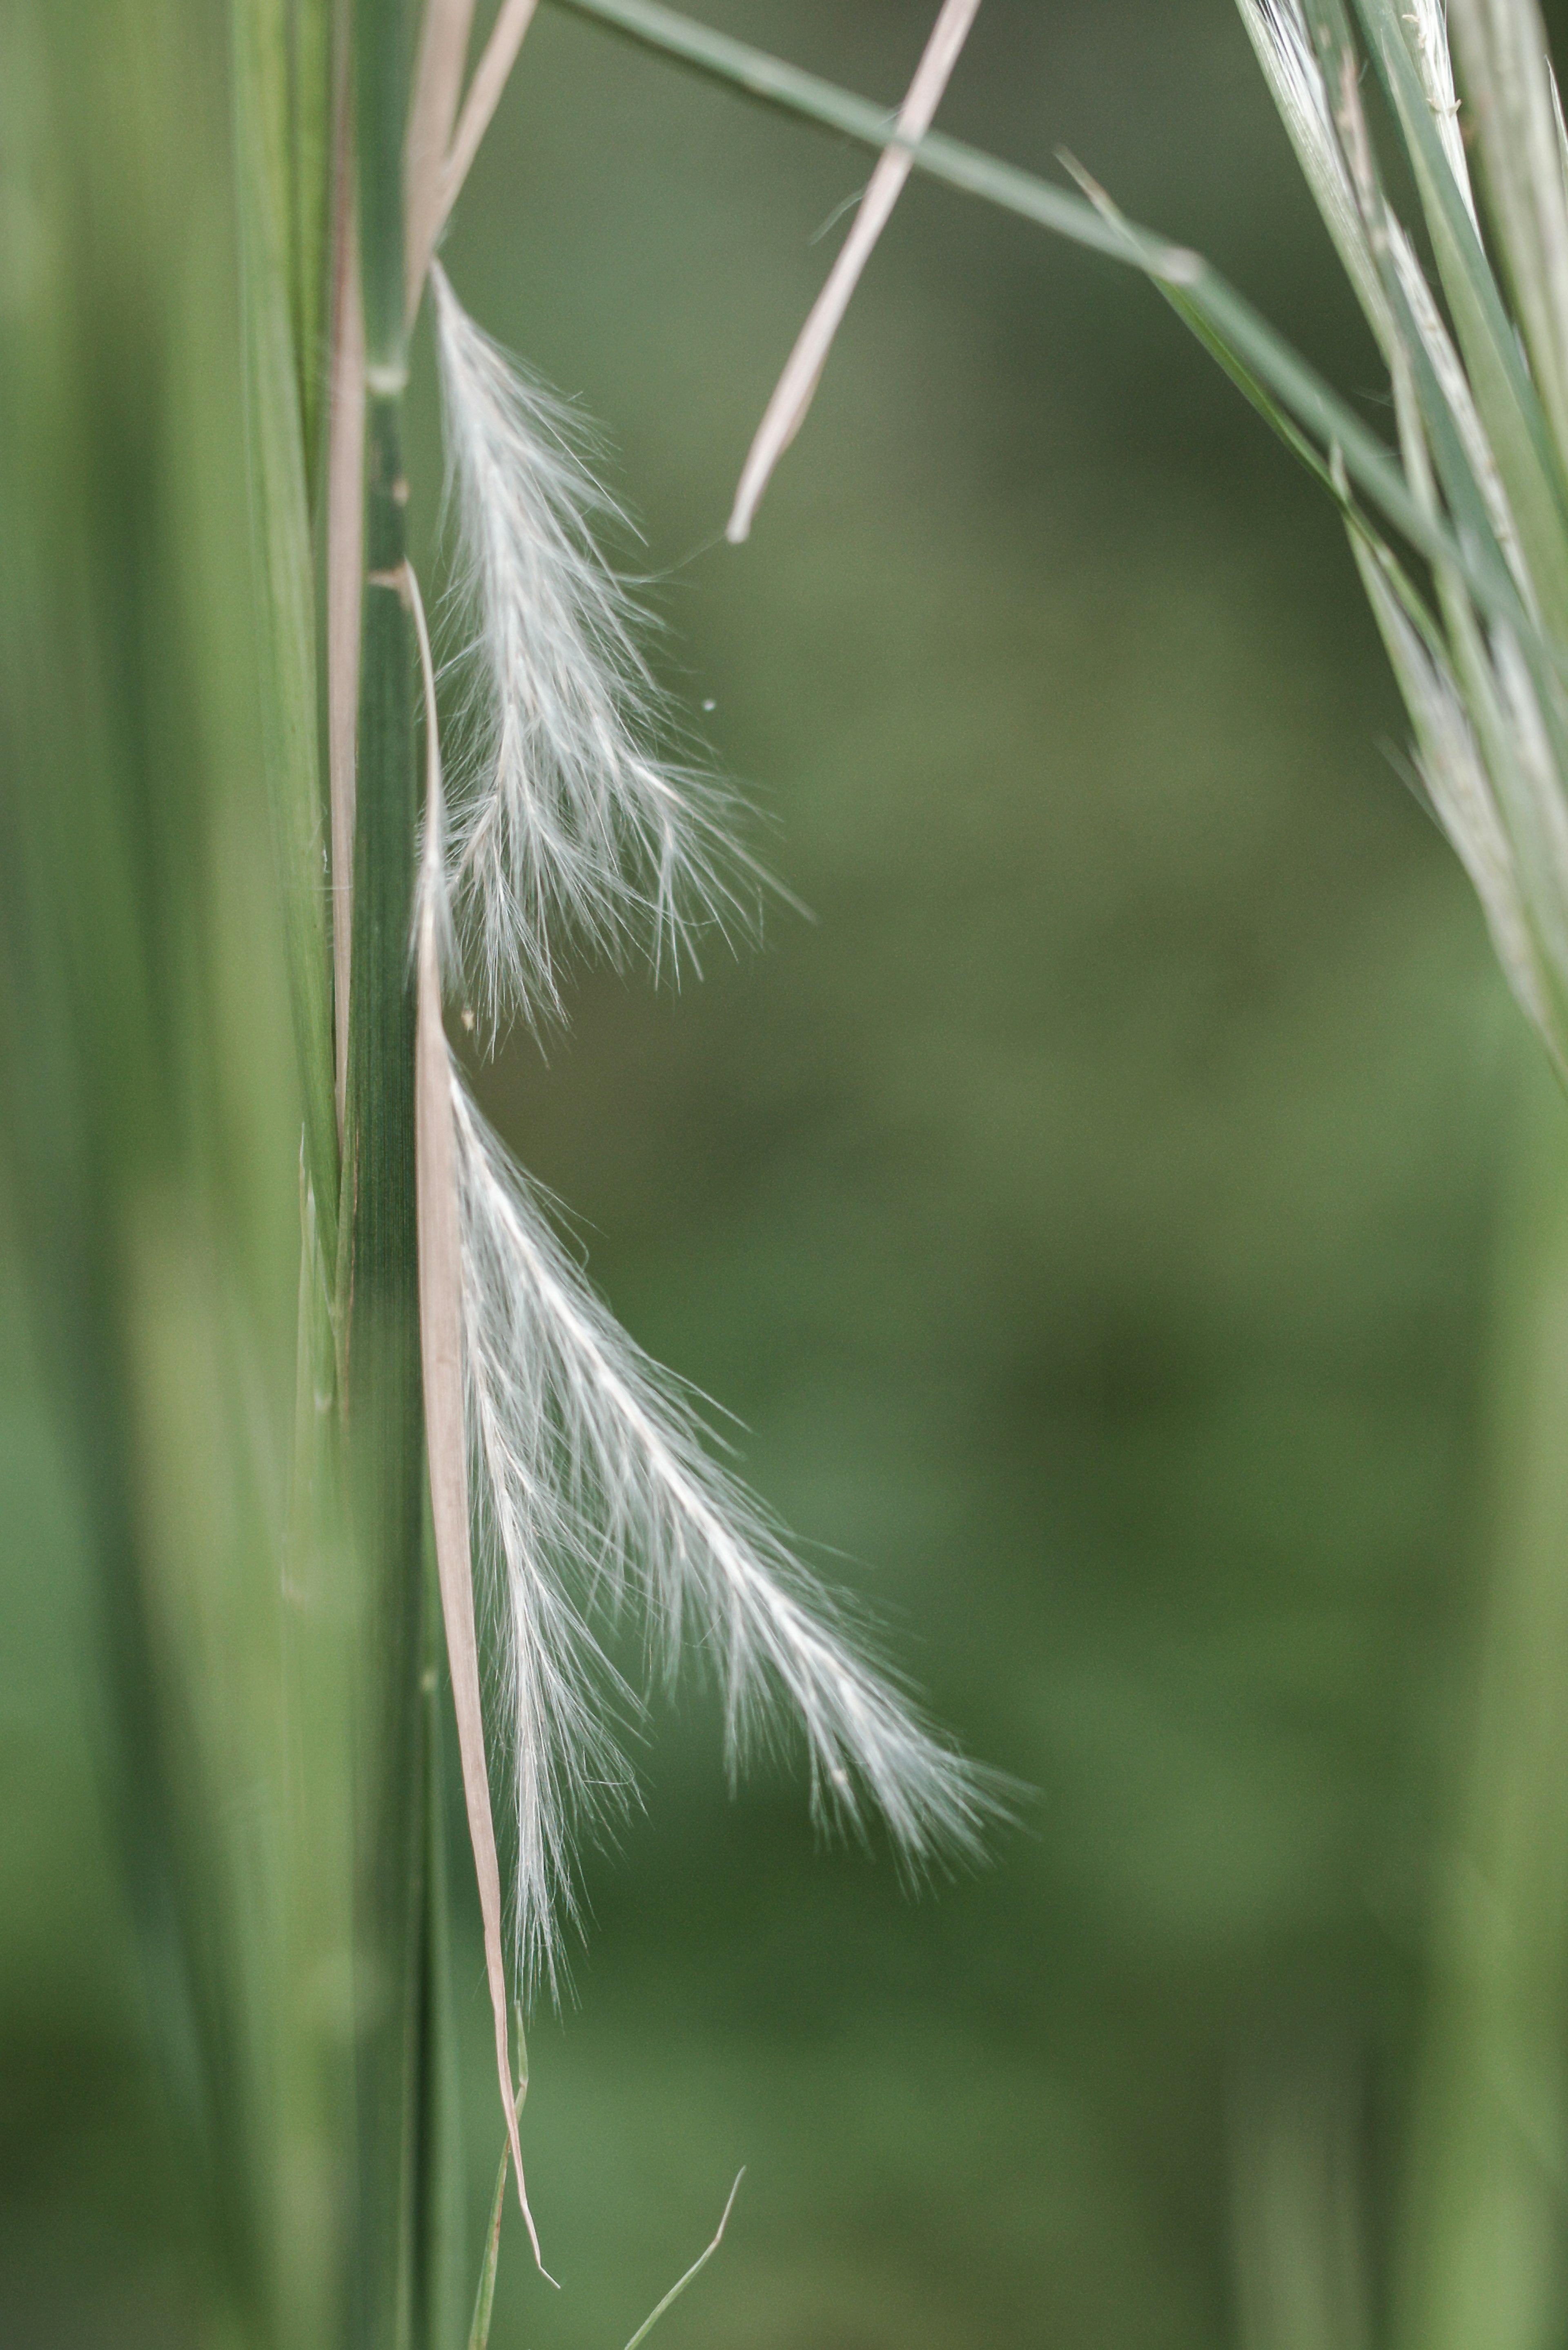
[
  {"xmin": 546, "ymin": 0, "xmax": 1533, "ymax": 640},
  {"xmin": 466, "ymin": 2138, "xmax": 511, "ymax": 2350},
  {"xmin": 1355, "ymin": 0, "xmax": 1568, "ymax": 636},
  {"xmin": 467, "ymin": 2019, "xmax": 531, "ymax": 2350},
  {"xmin": 233, "ymin": 0, "xmax": 339, "ymax": 1267},
  {"xmin": 622, "ymin": 2172, "xmax": 745, "ymax": 2350},
  {"xmin": 328, "ymin": 91, "xmax": 365, "ymax": 1144},
  {"xmin": 1448, "ymin": 0, "xmax": 1568, "ymax": 472}
]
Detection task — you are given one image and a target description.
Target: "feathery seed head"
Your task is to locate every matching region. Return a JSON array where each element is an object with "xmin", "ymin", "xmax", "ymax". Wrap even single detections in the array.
[
  {"xmin": 448, "ymin": 1070, "xmax": 1000, "ymax": 1985},
  {"xmin": 431, "ymin": 262, "xmax": 755, "ymax": 1038}
]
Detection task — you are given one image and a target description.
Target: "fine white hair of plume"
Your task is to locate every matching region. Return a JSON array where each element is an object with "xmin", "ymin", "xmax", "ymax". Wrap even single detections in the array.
[
  {"xmin": 449, "ymin": 1066, "xmax": 996, "ymax": 1986},
  {"xmin": 431, "ymin": 260, "xmax": 751, "ymax": 1036}
]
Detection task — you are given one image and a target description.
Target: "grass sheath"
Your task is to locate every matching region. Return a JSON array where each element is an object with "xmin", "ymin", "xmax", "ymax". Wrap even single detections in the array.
[
  {"xmin": 344, "ymin": 5, "xmax": 428, "ymax": 2337},
  {"xmin": 345, "ymin": 399, "xmax": 425, "ymax": 2349}
]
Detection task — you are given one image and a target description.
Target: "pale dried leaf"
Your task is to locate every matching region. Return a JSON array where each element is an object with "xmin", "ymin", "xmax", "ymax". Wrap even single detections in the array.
[
  {"xmin": 406, "ymin": 0, "xmax": 479, "ymax": 323},
  {"xmin": 409, "ymin": 561, "xmax": 552, "ymax": 2281},
  {"xmin": 412, "ymin": 0, "xmax": 541, "ymax": 303},
  {"xmin": 727, "ymin": 0, "xmax": 982, "ymax": 542}
]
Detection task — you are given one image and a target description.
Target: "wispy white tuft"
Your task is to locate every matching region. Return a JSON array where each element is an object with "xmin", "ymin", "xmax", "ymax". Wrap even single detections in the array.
[
  {"xmin": 450, "ymin": 1073, "xmax": 997, "ymax": 1985},
  {"xmin": 431, "ymin": 261, "xmax": 752, "ymax": 1034}
]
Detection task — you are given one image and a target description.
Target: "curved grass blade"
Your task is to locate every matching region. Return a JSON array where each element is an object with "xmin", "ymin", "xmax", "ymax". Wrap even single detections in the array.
[
  {"xmin": 466, "ymin": 2019, "xmax": 529, "ymax": 2350},
  {"xmin": 622, "ymin": 2172, "xmax": 745, "ymax": 2350},
  {"xmin": 1355, "ymin": 0, "xmax": 1568, "ymax": 635},
  {"xmin": 543, "ymin": 0, "xmax": 1539, "ymax": 647}
]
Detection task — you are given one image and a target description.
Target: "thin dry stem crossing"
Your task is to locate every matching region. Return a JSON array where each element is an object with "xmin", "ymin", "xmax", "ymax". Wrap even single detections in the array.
[{"xmin": 728, "ymin": 0, "xmax": 983, "ymax": 542}]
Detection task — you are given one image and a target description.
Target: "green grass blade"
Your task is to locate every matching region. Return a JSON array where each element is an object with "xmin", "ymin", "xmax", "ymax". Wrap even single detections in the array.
[
  {"xmin": 1447, "ymin": 0, "xmax": 1568, "ymax": 474},
  {"xmin": 466, "ymin": 2143, "xmax": 510, "ymax": 2350},
  {"xmin": 621, "ymin": 2172, "xmax": 745, "ymax": 2350},
  {"xmin": 465, "ymin": 2019, "xmax": 529, "ymax": 2350},
  {"xmin": 544, "ymin": 0, "xmax": 1530, "ymax": 639},
  {"xmin": 292, "ymin": 0, "xmax": 336, "ymax": 502},
  {"xmin": 1396, "ymin": 1066, "xmax": 1568, "ymax": 2350},
  {"xmin": 280, "ymin": 1177, "xmax": 357, "ymax": 2350},
  {"xmin": 344, "ymin": 9, "xmax": 424, "ymax": 2344},
  {"xmin": 232, "ymin": 0, "xmax": 339, "ymax": 1270},
  {"xmin": 345, "ymin": 408, "xmax": 425, "ymax": 2350},
  {"xmin": 1355, "ymin": 0, "xmax": 1568, "ymax": 636},
  {"xmin": 359, "ymin": 0, "xmax": 413, "ymax": 376}
]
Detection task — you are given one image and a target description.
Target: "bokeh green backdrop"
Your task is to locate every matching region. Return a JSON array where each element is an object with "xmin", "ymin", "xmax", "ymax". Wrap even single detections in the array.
[{"xmin": 1, "ymin": 2, "xmax": 1552, "ymax": 2342}]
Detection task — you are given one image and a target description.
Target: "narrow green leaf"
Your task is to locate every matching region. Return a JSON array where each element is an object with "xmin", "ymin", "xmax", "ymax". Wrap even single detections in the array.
[
  {"xmin": 466, "ymin": 2020, "xmax": 528, "ymax": 2350},
  {"xmin": 1394, "ymin": 1063, "xmax": 1568, "ymax": 2350},
  {"xmin": 415, "ymin": 1569, "xmax": 469, "ymax": 2350},
  {"xmin": 232, "ymin": 0, "xmax": 339, "ymax": 1270},
  {"xmin": 1356, "ymin": 0, "xmax": 1568, "ymax": 637},
  {"xmin": 358, "ymin": 0, "xmax": 413, "ymax": 374},
  {"xmin": 345, "ymin": 15, "xmax": 425, "ymax": 2328},
  {"xmin": 545, "ymin": 0, "xmax": 1531, "ymax": 638},
  {"xmin": 621, "ymin": 2173, "xmax": 745, "ymax": 2350},
  {"xmin": 344, "ymin": 392, "xmax": 426, "ymax": 2350},
  {"xmin": 466, "ymin": 2143, "xmax": 510, "ymax": 2350},
  {"xmin": 292, "ymin": 0, "xmax": 336, "ymax": 501},
  {"xmin": 1448, "ymin": 0, "xmax": 1568, "ymax": 474}
]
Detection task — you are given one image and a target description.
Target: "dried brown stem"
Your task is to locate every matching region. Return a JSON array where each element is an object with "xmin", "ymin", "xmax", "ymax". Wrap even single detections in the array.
[{"xmin": 728, "ymin": 0, "xmax": 982, "ymax": 542}]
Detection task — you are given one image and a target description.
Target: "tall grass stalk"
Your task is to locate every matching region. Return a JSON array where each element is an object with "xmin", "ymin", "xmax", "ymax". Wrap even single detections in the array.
[{"xmin": 227, "ymin": 0, "xmax": 1007, "ymax": 2337}]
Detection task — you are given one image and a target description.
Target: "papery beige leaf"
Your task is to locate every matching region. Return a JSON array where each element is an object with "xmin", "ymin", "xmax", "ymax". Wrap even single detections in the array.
[
  {"xmin": 408, "ymin": 560, "xmax": 552, "ymax": 2280},
  {"xmin": 406, "ymin": 0, "xmax": 479, "ymax": 324},
  {"xmin": 727, "ymin": 0, "xmax": 982, "ymax": 542},
  {"xmin": 407, "ymin": 0, "xmax": 541, "ymax": 307}
]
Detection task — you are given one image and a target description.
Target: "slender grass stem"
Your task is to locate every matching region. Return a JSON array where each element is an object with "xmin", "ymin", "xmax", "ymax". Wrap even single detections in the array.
[
  {"xmin": 345, "ymin": 386, "xmax": 425, "ymax": 2350},
  {"xmin": 346, "ymin": 5, "xmax": 426, "ymax": 2337}
]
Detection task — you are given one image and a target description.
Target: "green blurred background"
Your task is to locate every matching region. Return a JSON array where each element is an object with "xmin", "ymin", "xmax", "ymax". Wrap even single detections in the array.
[{"xmin": 4, "ymin": 1, "xmax": 1562, "ymax": 2342}]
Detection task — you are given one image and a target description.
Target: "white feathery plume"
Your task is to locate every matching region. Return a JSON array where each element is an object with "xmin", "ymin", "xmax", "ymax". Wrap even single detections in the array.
[
  {"xmin": 448, "ymin": 1075, "xmax": 996, "ymax": 1985},
  {"xmin": 431, "ymin": 260, "xmax": 749, "ymax": 1034}
]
